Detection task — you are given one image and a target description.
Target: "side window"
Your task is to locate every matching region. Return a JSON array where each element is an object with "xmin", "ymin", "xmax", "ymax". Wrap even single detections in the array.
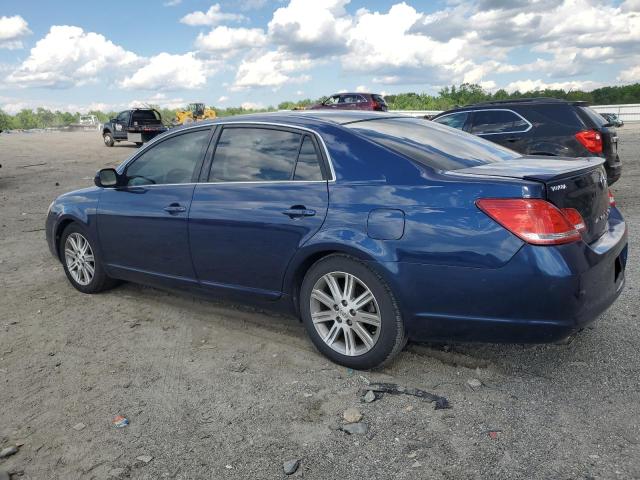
[
  {"xmin": 470, "ymin": 110, "xmax": 530, "ymax": 134},
  {"xmin": 294, "ymin": 136, "xmax": 323, "ymax": 181},
  {"xmin": 209, "ymin": 127, "xmax": 301, "ymax": 182},
  {"xmin": 324, "ymin": 96, "xmax": 339, "ymax": 105},
  {"xmin": 117, "ymin": 111, "xmax": 130, "ymax": 123},
  {"xmin": 126, "ymin": 129, "xmax": 210, "ymax": 186},
  {"xmin": 433, "ymin": 112, "xmax": 468, "ymax": 130},
  {"xmin": 355, "ymin": 95, "xmax": 368, "ymax": 104}
]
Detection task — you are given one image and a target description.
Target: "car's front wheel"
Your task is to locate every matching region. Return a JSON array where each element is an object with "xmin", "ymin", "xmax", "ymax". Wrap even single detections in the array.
[
  {"xmin": 103, "ymin": 132, "xmax": 114, "ymax": 147},
  {"xmin": 300, "ymin": 254, "xmax": 406, "ymax": 369},
  {"xmin": 60, "ymin": 224, "xmax": 117, "ymax": 294}
]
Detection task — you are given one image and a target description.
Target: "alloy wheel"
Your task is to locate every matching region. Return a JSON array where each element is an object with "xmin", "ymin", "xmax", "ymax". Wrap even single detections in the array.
[
  {"xmin": 64, "ymin": 232, "xmax": 95, "ymax": 286},
  {"xmin": 310, "ymin": 271, "xmax": 381, "ymax": 356}
]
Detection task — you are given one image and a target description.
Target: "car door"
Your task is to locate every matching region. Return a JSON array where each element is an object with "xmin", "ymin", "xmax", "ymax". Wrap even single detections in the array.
[
  {"xmin": 97, "ymin": 127, "xmax": 212, "ymax": 283},
  {"xmin": 469, "ymin": 109, "xmax": 532, "ymax": 151},
  {"xmin": 113, "ymin": 111, "xmax": 130, "ymax": 140},
  {"xmin": 189, "ymin": 124, "xmax": 330, "ymax": 299}
]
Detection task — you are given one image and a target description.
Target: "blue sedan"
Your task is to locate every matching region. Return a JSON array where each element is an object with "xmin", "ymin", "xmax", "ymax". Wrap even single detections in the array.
[{"xmin": 46, "ymin": 111, "xmax": 628, "ymax": 369}]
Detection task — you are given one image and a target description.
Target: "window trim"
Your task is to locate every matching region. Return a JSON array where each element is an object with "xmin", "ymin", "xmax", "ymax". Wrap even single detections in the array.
[
  {"xmin": 435, "ymin": 108, "xmax": 533, "ymax": 137},
  {"xmin": 119, "ymin": 125, "xmax": 215, "ymax": 187}
]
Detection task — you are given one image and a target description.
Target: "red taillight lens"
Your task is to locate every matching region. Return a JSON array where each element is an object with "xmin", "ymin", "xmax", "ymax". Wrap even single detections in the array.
[
  {"xmin": 476, "ymin": 199, "xmax": 582, "ymax": 245},
  {"xmin": 371, "ymin": 101, "xmax": 380, "ymax": 110},
  {"xmin": 561, "ymin": 208, "xmax": 586, "ymax": 233},
  {"xmin": 575, "ymin": 129, "xmax": 603, "ymax": 154},
  {"xmin": 608, "ymin": 189, "xmax": 616, "ymax": 207}
]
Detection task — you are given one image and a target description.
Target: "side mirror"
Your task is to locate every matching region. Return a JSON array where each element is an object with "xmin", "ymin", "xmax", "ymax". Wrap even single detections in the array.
[{"xmin": 94, "ymin": 168, "xmax": 119, "ymax": 188}]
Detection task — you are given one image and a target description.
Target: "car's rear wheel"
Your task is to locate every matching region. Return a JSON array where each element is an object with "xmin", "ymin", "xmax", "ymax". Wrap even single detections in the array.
[
  {"xmin": 300, "ymin": 254, "xmax": 406, "ymax": 369},
  {"xmin": 103, "ymin": 132, "xmax": 114, "ymax": 147},
  {"xmin": 60, "ymin": 224, "xmax": 118, "ymax": 294}
]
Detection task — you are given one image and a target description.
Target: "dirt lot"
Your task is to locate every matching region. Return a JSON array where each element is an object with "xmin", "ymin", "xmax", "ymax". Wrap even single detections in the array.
[{"xmin": 0, "ymin": 126, "xmax": 639, "ymax": 480}]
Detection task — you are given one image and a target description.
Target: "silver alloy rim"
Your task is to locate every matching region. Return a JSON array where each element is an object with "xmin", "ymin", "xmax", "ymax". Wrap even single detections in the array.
[
  {"xmin": 310, "ymin": 271, "xmax": 381, "ymax": 356},
  {"xmin": 64, "ymin": 232, "xmax": 95, "ymax": 286},
  {"xmin": 104, "ymin": 135, "xmax": 111, "ymax": 144}
]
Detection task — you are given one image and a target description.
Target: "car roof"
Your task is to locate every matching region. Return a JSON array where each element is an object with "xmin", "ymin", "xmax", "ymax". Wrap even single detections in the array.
[
  {"xmin": 432, "ymin": 97, "xmax": 591, "ymax": 117},
  {"xmin": 170, "ymin": 110, "xmax": 406, "ymax": 132}
]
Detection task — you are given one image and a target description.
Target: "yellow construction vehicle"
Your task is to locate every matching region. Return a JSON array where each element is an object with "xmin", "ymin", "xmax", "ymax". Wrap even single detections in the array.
[{"xmin": 173, "ymin": 103, "xmax": 216, "ymax": 126}]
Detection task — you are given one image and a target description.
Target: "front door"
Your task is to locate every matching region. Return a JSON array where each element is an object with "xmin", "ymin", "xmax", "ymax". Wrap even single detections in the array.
[
  {"xmin": 98, "ymin": 127, "xmax": 212, "ymax": 282},
  {"xmin": 113, "ymin": 111, "xmax": 130, "ymax": 140},
  {"xmin": 189, "ymin": 125, "xmax": 330, "ymax": 298}
]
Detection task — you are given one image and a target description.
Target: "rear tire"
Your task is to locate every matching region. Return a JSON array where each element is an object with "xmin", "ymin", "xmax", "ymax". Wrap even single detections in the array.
[
  {"xmin": 300, "ymin": 254, "xmax": 406, "ymax": 369},
  {"xmin": 60, "ymin": 223, "xmax": 118, "ymax": 294},
  {"xmin": 135, "ymin": 142, "xmax": 143, "ymax": 147},
  {"xmin": 103, "ymin": 132, "xmax": 114, "ymax": 147}
]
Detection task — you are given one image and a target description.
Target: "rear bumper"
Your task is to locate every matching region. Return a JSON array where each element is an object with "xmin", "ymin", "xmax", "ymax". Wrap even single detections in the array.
[
  {"xmin": 605, "ymin": 154, "xmax": 621, "ymax": 184},
  {"xmin": 378, "ymin": 209, "xmax": 628, "ymax": 343}
]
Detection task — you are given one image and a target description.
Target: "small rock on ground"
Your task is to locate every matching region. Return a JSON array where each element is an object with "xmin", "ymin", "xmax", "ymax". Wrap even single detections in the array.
[
  {"xmin": 0, "ymin": 446, "xmax": 18, "ymax": 459},
  {"xmin": 343, "ymin": 408, "xmax": 363, "ymax": 423},
  {"xmin": 136, "ymin": 455, "xmax": 153, "ymax": 464},
  {"xmin": 72, "ymin": 422, "xmax": 86, "ymax": 431},
  {"xmin": 341, "ymin": 422, "xmax": 368, "ymax": 435},
  {"xmin": 363, "ymin": 390, "xmax": 376, "ymax": 403},
  {"xmin": 467, "ymin": 378, "xmax": 482, "ymax": 390},
  {"xmin": 283, "ymin": 459, "xmax": 300, "ymax": 475}
]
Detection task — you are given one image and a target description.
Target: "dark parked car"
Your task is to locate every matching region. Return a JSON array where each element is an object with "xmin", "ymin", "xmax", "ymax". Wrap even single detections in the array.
[
  {"xmin": 601, "ymin": 112, "xmax": 624, "ymax": 127},
  {"xmin": 102, "ymin": 108, "xmax": 167, "ymax": 147},
  {"xmin": 309, "ymin": 93, "xmax": 387, "ymax": 111},
  {"xmin": 432, "ymin": 98, "xmax": 622, "ymax": 184},
  {"xmin": 46, "ymin": 111, "xmax": 627, "ymax": 369}
]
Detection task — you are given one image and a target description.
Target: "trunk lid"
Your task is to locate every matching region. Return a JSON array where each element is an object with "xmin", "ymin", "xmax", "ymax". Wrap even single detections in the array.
[{"xmin": 453, "ymin": 156, "xmax": 610, "ymax": 244}]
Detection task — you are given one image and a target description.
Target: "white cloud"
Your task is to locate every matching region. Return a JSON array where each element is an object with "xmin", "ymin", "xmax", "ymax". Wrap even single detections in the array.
[
  {"xmin": 241, "ymin": 101, "xmax": 265, "ymax": 109},
  {"xmin": 181, "ymin": 4, "xmax": 246, "ymax": 26},
  {"xmin": 0, "ymin": 15, "xmax": 31, "ymax": 49},
  {"xmin": 232, "ymin": 49, "xmax": 312, "ymax": 90},
  {"xmin": 355, "ymin": 85, "xmax": 367, "ymax": 92},
  {"xmin": 120, "ymin": 52, "xmax": 207, "ymax": 90},
  {"xmin": 618, "ymin": 65, "xmax": 640, "ymax": 83},
  {"xmin": 217, "ymin": 95, "xmax": 229, "ymax": 102},
  {"xmin": 504, "ymin": 79, "xmax": 604, "ymax": 93},
  {"xmin": 196, "ymin": 26, "xmax": 267, "ymax": 53},
  {"xmin": 7, "ymin": 26, "xmax": 140, "ymax": 88},
  {"xmin": 268, "ymin": 0, "xmax": 352, "ymax": 55},
  {"xmin": 163, "ymin": 0, "xmax": 182, "ymax": 6}
]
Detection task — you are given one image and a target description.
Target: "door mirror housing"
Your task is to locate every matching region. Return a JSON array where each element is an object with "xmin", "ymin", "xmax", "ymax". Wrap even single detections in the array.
[{"xmin": 95, "ymin": 168, "xmax": 120, "ymax": 188}]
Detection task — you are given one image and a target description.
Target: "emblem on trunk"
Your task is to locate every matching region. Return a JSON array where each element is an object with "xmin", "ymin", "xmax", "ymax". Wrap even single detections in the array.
[{"xmin": 550, "ymin": 184, "xmax": 566, "ymax": 191}]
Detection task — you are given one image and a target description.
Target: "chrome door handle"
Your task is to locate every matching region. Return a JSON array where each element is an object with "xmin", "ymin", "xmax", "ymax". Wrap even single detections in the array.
[
  {"xmin": 282, "ymin": 208, "xmax": 316, "ymax": 218},
  {"xmin": 164, "ymin": 204, "xmax": 186, "ymax": 214}
]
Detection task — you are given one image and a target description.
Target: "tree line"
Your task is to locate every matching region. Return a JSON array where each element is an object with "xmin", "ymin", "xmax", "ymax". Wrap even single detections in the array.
[{"xmin": 1, "ymin": 82, "xmax": 639, "ymax": 131}]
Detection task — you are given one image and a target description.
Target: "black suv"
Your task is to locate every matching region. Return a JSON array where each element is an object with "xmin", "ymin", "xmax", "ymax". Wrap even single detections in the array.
[{"xmin": 432, "ymin": 98, "xmax": 621, "ymax": 184}]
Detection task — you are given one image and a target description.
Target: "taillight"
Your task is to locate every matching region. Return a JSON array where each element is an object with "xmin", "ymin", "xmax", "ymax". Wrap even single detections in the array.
[
  {"xmin": 575, "ymin": 129, "xmax": 603, "ymax": 154},
  {"xmin": 608, "ymin": 189, "xmax": 616, "ymax": 207},
  {"xmin": 371, "ymin": 101, "xmax": 380, "ymax": 110},
  {"xmin": 561, "ymin": 208, "xmax": 586, "ymax": 233},
  {"xmin": 476, "ymin": 199, "xmax": 582, "ymax": 245}
]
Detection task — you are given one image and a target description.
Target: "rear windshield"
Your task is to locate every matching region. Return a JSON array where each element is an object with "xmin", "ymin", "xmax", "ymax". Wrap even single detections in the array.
[
  {"xmin": 579, "ymin": 106, "xmax": 607, "ymax": 127},
  {"xmin": 344, "ymin": 117, "xmax": 520, "ymax": 171},
  {"xmin": 131, "ymin": 110, "xmax": 161, "ymax": 123}
]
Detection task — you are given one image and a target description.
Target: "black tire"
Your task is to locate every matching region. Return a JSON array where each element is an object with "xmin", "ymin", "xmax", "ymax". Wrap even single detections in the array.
[
  {"xmin": 300, "ymin": 254, "xmax": 406, "ymax": 369},
  {"xmin": 103, "ymin": 132, "xmax": 114, "ymax": 147},
  {"xmin": 135, "ymin": 142, "xmax": 143, "ymax": 147},
  {"xmin": 60, "ymin": 223, "xmax": 118, "ymax": 294}
]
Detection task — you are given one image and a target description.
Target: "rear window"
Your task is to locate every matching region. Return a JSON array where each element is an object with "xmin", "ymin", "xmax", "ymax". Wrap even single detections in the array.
[
  {"xmin": 372, "ymin": 95, "xmax": 387, "ymax": 105},
  {"xmin": 345, "ymin": 117, "xmax": 520, "ymax": 171},
  {"xmin": 579, "ymin": 106, "xmax": 607, "ymax": 128},
  {"xmin": 131, "ymin": 110, "xmax": 161, "ymax": 123}
]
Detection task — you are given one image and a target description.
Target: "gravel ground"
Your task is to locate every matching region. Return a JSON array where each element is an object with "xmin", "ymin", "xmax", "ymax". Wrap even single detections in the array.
[{"xmin": 0, "ymin": 126, "xmax": 639, "ymax": 480}]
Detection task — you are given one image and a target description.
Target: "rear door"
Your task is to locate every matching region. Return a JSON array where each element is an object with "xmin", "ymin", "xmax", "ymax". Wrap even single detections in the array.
[
  {"xmin": 98, "ymin": 127, "xmax": 212, "ymax": 282},
  {"xmin": 189, "ymin": 124, "xmax": 330, "ymax": 299},
  {"xmin": 469, "ymin": 109, "xmax": 532, "ymax": 151}
]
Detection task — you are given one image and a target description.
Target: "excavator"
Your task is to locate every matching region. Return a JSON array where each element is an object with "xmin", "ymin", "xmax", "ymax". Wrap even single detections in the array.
[{"xmin": 173, "ymin": 103, "xmax": 216, "ymax": 126}]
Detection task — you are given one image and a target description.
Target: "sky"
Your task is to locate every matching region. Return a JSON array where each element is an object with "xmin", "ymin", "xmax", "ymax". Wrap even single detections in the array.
[{"xmin": 0, "ymin": 0, "xmax": 639, "ymax": 114}]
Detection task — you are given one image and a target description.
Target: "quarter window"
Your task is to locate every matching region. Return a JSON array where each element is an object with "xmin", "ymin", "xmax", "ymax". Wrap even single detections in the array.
[
  {"xmin": 210, "ymin": 127, "xmax": 301, "ymax": 182},
  {"xmin": 470, "ymin": 110, "xmax": 530, "ymax": 134},
  {"xmin": 126, "ymin": 129, "xmax": 210, "ymax": 186},
  {"xmin": 294, "ymin": 136, "xmax": 323, "ymax": 181},
  {"xmin": 433, "ymin": 112, "xmax": 469, "ymax": 130}
]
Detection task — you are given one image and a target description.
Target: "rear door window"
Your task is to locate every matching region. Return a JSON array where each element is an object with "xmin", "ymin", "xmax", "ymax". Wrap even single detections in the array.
[
  {"xmin": 433, "ymin": 112, "xmax": 469, "ymax": 130},
  {"xmin": 209, "ymin": 127, "xmax": 301, "ymax": 182},
  {"xmin": 470, "ymin": 110, "xmax": 530, "ymax": 134}
]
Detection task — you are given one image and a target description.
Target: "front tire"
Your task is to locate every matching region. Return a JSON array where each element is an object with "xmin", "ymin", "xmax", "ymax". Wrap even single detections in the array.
[
  {"xmin": 103, "ymin": 132, "xmax": 114, "ymax": 147},
  {"xmin": 300, "ymin": 254, "xmax": 406, "ymax": 369},
  {"xmin": 60, "ymin": 224, "xmax": 117, "ymax": 294}
]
